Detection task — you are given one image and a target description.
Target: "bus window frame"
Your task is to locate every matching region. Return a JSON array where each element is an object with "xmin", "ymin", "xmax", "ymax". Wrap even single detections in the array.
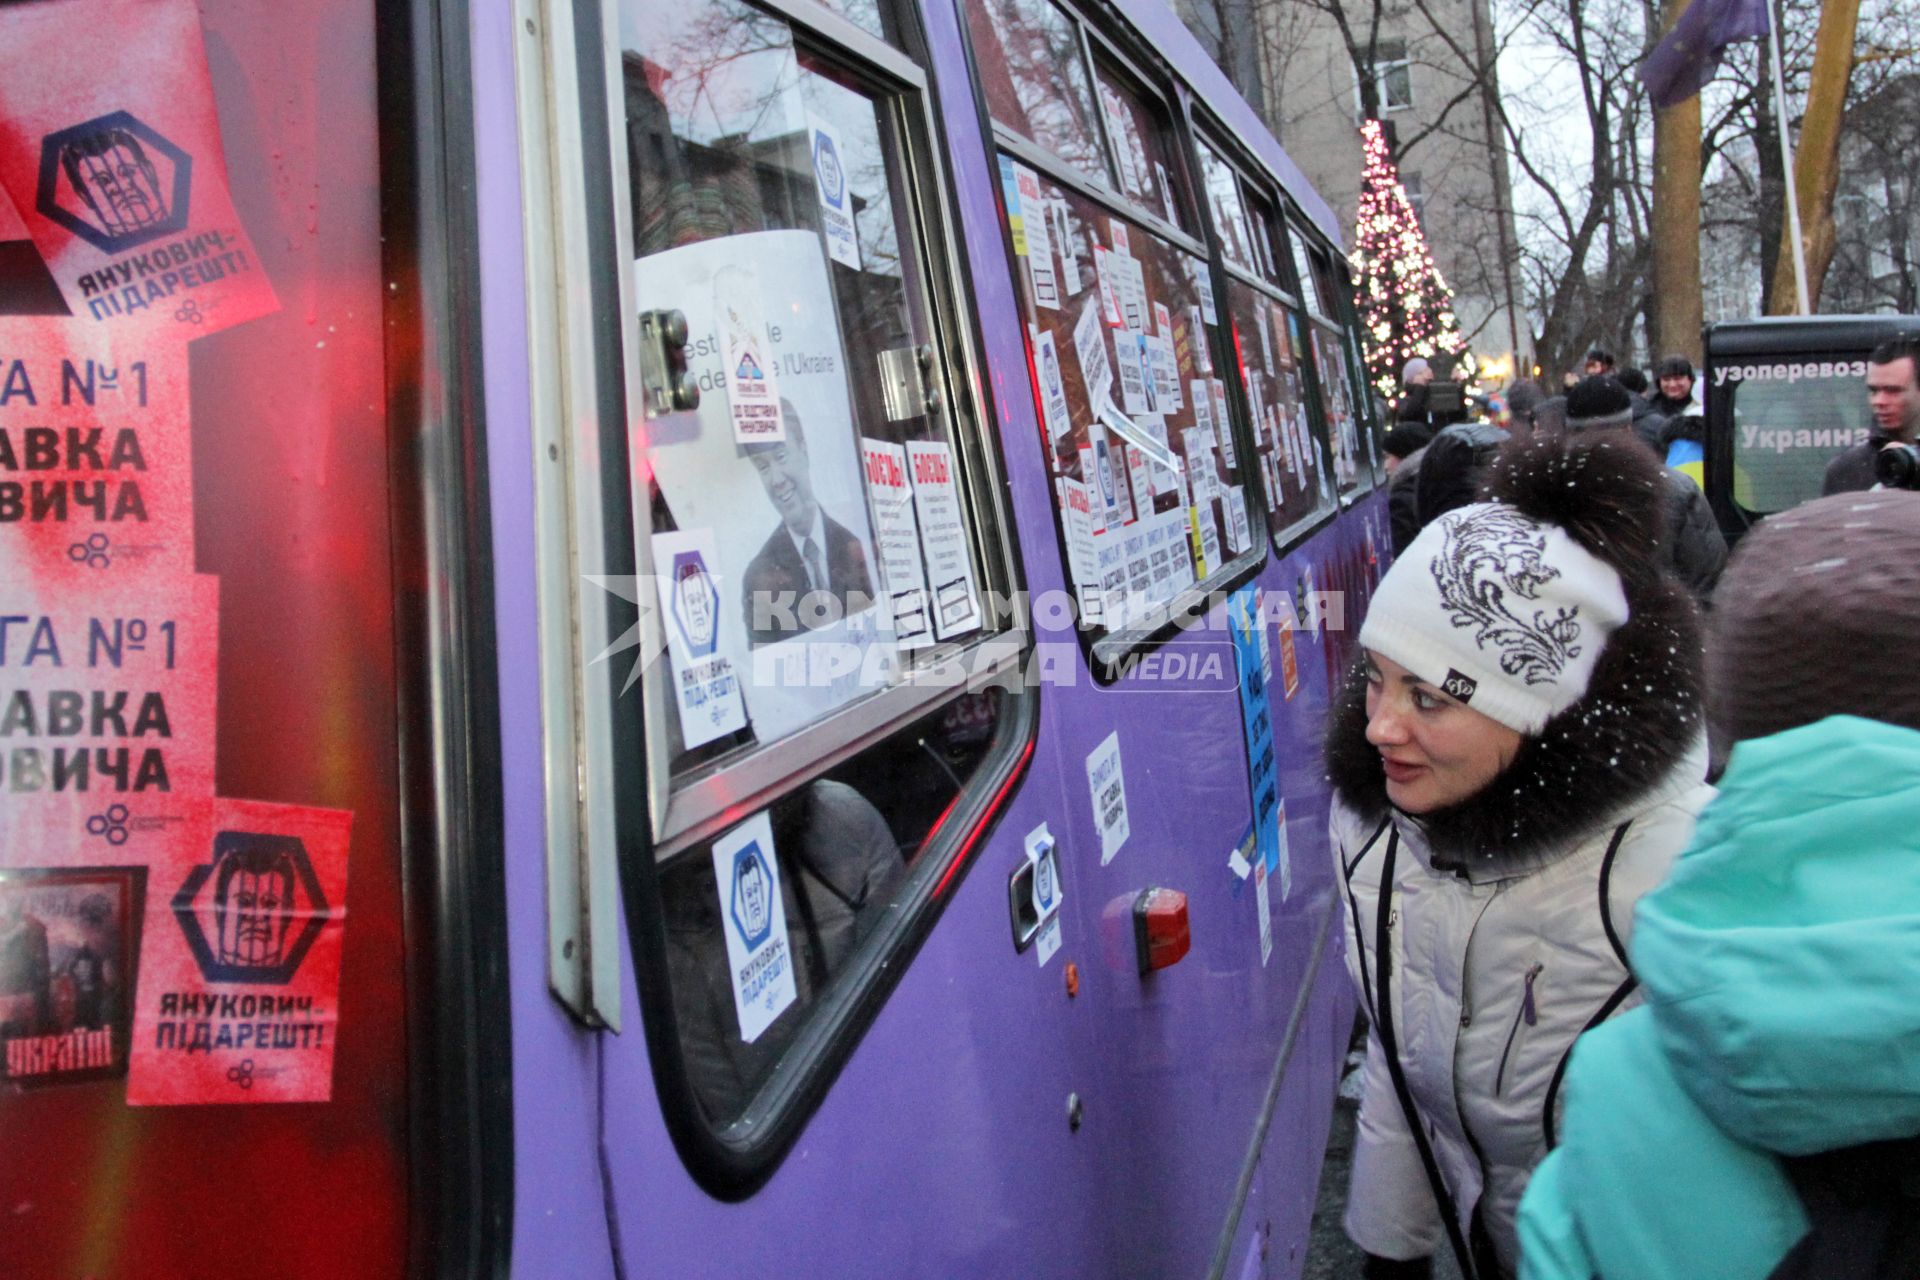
[
  {"xmin": 519, "ymin": 0, "xmax": 1042, "ymax": 1196},
  {"xmin": 961, "ymin": 2, "xmax": 1271, "ymax": 683},
  {"xmin": 602, "ymin": 0, "xmax": 1032, "ymax": 861}
]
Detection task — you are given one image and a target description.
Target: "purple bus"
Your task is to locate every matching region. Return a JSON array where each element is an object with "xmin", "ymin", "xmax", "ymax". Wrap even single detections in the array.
[{"xmin": 0, "ymin": 0, "xmax": 1391, "ymax": 1274}]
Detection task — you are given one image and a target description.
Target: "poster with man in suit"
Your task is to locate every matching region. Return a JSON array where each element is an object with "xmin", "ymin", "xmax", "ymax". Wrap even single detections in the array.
[
  {"xmin": 637, "ymin": 228, "xmax": 897, "ymax": 747},
  {"xmin": 741, "ymin": 399, "xmax": 875, "ymax": 647}
]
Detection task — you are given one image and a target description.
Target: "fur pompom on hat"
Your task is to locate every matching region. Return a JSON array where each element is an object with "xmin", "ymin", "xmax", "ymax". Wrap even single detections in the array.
[{"xmin": 1358, "ymin": 430, "xmax": 1669, "ymax": 734}]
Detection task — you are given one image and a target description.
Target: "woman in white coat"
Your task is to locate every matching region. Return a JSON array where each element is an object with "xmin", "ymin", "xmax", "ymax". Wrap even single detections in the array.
[{"xmin": 1324, "ymin": 429, "xmax": 1714, "ymax": 1280}]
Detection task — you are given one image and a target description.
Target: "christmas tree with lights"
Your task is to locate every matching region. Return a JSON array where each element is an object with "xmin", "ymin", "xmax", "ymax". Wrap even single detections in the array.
[{"xmin": 1350, "ymin": 120, "xmax": 1469, "ymax": 401}]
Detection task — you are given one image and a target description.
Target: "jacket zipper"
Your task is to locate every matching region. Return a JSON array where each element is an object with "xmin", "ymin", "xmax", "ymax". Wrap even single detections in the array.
[{"xmin": 1493, "ymin": 962, "xmax": 1544, "ymax": 1096}]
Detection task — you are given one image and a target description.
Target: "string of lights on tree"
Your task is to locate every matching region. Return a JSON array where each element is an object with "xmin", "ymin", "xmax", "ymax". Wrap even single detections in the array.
[{"xmin": 1350, "ymin": 120, "xmax": 1471, "ymax": 401}]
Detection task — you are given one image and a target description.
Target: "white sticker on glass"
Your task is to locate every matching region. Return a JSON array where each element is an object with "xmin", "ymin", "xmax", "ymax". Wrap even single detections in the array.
[{"xmin": 712, "ymin": 811, "xmax": 798, "ymax": 1043}]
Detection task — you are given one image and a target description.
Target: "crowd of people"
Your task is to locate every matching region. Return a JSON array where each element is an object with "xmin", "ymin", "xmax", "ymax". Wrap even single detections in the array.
[{"xmin": 1328, "ymin": 341, "xmax": 1920, "ymax": 1279}]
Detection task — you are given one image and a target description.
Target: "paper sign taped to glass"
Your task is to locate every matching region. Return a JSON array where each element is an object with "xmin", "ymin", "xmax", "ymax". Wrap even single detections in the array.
[
  {"xmin": 636, "ymin": 230, "xmax": 896, "ymax": 745},
  {"xmin": 127, "ymin": 797, "xmax": 352, "ymax": 1105},
  {"xmin": 0, "ymin": 320, "xmax": 196, "ymax": 581},
  {"xmin": 0, "ymin": 567, "xmax": 221, "ymax": 863},
  {"xmin": 0, "ymin": 0, "xmax": 279, "ymax": 339}
]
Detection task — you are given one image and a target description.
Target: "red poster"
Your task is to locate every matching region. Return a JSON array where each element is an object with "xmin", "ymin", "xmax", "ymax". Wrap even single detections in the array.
[
  {"xmin": 0, "ymin": 0, "xmax": 278, "ymax": 339},
  {"xmin": 128, "ymin": 797, "xmax": 351, "ymax": 1105},
  {"xmin": 0, "ymin": 321, "xmax": 195, "ymax": 580},
  {"xmin": 0, "ymin": 567, "xmax": 220, "ymax": 862}
]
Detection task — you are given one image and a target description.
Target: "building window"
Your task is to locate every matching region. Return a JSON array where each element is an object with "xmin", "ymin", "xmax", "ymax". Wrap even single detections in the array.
[
  {"xmin": 1401, "ymin": 170, "xmax": 1427, "ymax": 227},
  {"xmin": 1360, "ymin": 38, "xmax": 1413, "ymax": 115}
]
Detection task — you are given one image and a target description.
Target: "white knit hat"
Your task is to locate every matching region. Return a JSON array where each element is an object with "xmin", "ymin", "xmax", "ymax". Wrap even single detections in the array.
[{"xmin": 1360, "ymin": 502, "xmax": 1631, "ymax": 734}]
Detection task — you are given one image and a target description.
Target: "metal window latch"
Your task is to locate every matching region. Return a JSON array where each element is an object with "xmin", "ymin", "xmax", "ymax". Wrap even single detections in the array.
[
  {"xmin": 639, "ymin": 308, "xmax": 700, "ymax": 416},
  {"xmin": 879, "ymin": 342, "xmax": 944, "ymax": 422}
]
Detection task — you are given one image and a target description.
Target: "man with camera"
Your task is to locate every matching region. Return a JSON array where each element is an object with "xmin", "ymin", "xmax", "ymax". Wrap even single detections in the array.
[{"xmin": 1823, "ymin": 334, "xmax": 1920, "ymax": 494}]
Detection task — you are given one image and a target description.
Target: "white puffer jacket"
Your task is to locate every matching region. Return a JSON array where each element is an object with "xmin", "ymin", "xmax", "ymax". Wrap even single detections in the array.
[{"xmin": 1330, "ymin": 752, "xmax": 1712, "ymax": 1276}]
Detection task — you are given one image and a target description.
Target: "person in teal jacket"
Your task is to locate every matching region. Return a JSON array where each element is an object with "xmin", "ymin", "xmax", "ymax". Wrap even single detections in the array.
[{"xmin": 1516, "ymin": 489, "xmax": 1920, "ymax": 1279}]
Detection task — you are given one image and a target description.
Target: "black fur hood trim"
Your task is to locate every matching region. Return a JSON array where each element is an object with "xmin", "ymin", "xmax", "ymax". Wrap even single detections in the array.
[{"xmin": 1325, "ymin": 573, "xmax": 1705, "ymax": 874}]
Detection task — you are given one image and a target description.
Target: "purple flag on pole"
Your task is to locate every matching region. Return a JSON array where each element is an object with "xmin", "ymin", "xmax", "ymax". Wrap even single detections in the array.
[{"xmin": 1640, "ymin": 0, "xmax": 1771, "ymax": 107}]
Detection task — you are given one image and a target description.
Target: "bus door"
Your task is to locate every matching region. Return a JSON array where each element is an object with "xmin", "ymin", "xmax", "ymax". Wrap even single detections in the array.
[{"xmin": 0, "ymin": 1, "xmax": 505, "ymax": 1276}]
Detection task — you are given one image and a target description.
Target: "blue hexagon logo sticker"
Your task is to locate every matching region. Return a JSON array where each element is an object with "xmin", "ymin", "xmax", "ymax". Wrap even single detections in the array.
[
  {"xmin": 37, "ymin": 110, "xmax": 193, "ymax": 254},
  {"xmin": 728, "ymin": 841, "xmax": 774, "ymax": 951},
  {"xmin": 812, "ymin": 127, "xmax": 846, "ymax": 212},
  {"xmin": 670, "ymin": 549, "xmax": 720, "ymax": 658}
]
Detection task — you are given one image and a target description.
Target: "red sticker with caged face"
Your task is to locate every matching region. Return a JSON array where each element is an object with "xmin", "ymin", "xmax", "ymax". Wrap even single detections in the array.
[
  {"xmin": 127, "ymin": 797, "xmax": 351, "ymax": 1105},
  {"xmin": 0, "ymin": 0, "xmax": 279, "ymax": 339},
  {"xmin": 0, "ymin": 320, "xmax": 195, "ymax": 580}
]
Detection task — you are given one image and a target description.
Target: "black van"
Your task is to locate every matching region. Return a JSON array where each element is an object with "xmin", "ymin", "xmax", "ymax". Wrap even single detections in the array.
[{"xmin": 1704, "ymin": 315, "xmax": 1920, "ymax": 543}]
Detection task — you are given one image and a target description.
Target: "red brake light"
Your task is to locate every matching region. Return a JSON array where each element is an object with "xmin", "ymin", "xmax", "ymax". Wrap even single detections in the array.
[{"xmin": 1132, "ymin": 888, "xmax": 1191, "ymax": 974}]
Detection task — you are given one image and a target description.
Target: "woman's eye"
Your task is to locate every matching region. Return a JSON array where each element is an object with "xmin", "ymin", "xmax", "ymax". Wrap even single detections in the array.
[
  {"xmin": 1364, "ymin": 666, "xmax": 1382, "ymax": 686},
  {"xmin": 1412, "ymin": 689, "xmax": 1440, "ymax": 710}
]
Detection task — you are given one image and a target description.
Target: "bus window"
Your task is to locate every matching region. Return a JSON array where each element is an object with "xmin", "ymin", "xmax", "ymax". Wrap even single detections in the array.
[
  {"xmin": 1241, "ymin": 185, "xmax": 1285, "ymax": 289},
  {"xmin": 659, "ymin": 686, "xmax": 1010, "ymax": 1123},
  {"xmin": 610, "ymin": 0, "xmax": 1028, "ymax": 1146},
  {"xmin": 1196, "ymin": 139, "xmax": 1258, "ymax": 278},
  {"xmin": 1225, "ymin": 283, "xmax": 1335, "ymax": 544},
  {"xmin": 1310, "ymin": 319, "xmax": 1371, "ymax": 498},
  {"xmin": 1006, "ymin": 172, "xmax": 1254, "ymax": 641},
  {"xmin": 1331, "ymin": 259, "xmax": 1390, "ymax": 484},
  {"xmin": 965, "ymin": 0, "xmax": 1112, "ymax": 184},
  {"xmin": 1090, "ymin": 59, "xmax": 1192, "ymax": 234},
  {"xmin": 1722, "ymin": 365, "xmax": 1873, "ymax": 514},
  {"xmin": 1285, "ymin": 219, "xmax": 1326, "ymax": 320},
  {"xmin": 0, "ymin": 0, "xmax": 418, "ymax": 1274}
]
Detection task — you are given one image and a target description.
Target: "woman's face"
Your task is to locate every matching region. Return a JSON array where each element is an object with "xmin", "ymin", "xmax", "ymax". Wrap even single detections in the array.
[{"xmin": 1363, "ymin": 650, "xmax": 1524, "ymax": 813}]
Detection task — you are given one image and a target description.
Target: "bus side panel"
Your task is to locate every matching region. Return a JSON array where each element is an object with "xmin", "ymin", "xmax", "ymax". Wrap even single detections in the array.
[{"xmin": 596, "ymin": 780, "xmax": 1121, "ymax": 1278}]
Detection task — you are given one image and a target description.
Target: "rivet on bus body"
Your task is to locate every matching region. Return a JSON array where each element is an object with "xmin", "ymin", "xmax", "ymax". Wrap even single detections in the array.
[{"xmin": 1066, "ymin": 1092, "xmax": 1083, "ymax": 1132}]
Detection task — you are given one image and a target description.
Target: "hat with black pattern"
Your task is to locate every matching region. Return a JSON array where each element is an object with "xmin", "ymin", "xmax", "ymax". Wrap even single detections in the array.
[{"xmin": 1358, "ymin": 430, "xmax": 1671, "ymax": 734}]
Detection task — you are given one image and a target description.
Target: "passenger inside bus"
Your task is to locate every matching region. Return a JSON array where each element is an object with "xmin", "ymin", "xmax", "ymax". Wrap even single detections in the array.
[{"xmin": 663, "ymin": 778, "xmax": 903, "ymax": 1122}]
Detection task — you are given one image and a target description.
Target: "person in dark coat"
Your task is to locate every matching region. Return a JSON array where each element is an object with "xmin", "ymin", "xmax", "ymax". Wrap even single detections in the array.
[
  {"xmin": 1821, "ymin": 334, "xmax": 1920, "ymax": 495},
  {"xmin": 1648, "ymin": 354, "xmax": 1698, "ymax": 419},
  {"xmin": 741, "ymin": 400, "xmax": 875, "ymax": 647},
  {"xmin": 1564, "ymin": 376, "xmax": 1725, "ymax": 601},
  {"xmin": 1413, "ymin": 418, "xmax": 1508, "ymax": 528},
  {"xmin": 1615, "ymin": 367, "xmax": 1666, "ymax": 453},
  {"xmin": 1382, "ymin": 422, "xmax": 1433, "ymax": 475}
]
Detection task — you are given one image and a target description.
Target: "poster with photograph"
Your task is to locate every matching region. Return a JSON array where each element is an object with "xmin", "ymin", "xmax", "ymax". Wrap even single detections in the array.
[
  {"xmin": 636, "ymin": 230, "xmax": 893, "ymax": 745},
  {"xmin": 0, "ymin": 865, "xmax": 145, "ymax": 1089}
]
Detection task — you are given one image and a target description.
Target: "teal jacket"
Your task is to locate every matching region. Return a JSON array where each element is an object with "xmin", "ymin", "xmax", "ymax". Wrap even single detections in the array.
[{"xmin": 1518, "ymin": 716, "xmax": 1920, "ymax": 1280}]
